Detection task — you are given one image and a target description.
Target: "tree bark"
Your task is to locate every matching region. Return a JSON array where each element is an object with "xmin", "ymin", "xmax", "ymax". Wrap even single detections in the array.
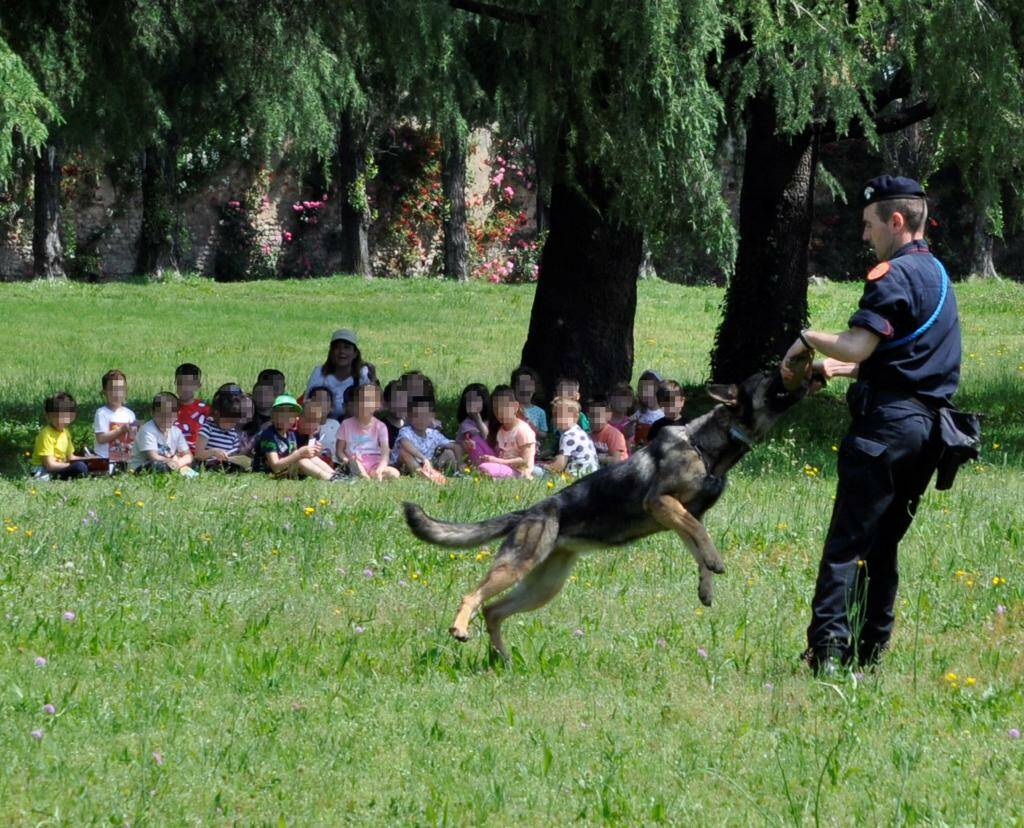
[
  {"xmin": 337, "ymin": 110, "xmax": 372, "ymax": 277},
  {"xmin": 711, "ymin": 95, "xmax": 818, "ymax": 382},
  {"xmin": 441, "ymin": 131, "xmax": 469, "ymax": 281},
  {"xmin": 520, "ymin": 152, "xmax": 644, "ymax": 400},
  {"xmin": 969, "ymin": 195, "xmax": 997, "ymax": 279},
  {"xmin": 137, "ymin": 143, "xmax": 180, "ymax": 276},
  {"xmin": 32, "ymin": 143, "xmax": 64, "ymax": 278}
]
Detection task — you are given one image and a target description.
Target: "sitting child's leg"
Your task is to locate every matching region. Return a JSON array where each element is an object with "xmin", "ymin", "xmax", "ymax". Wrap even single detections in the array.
[
  {"xmin": 478, "ymin": 462, "xmax": 517, "ymax": 478},
  {"xmin": 55, "ymin": 460, "xmax": 90, "ymax": 480},
  {"xmin": 295, "ymin": 456, "xmax": 335, "ymax": 480}
]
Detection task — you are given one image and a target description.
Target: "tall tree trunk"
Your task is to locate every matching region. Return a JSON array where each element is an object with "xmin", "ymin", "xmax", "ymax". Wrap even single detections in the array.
[
  {"xmin": 32, "ymin": 143, "xmax": 64, "ymax": 278},
  {"xmin": 969, "ymin": 194, "xmax": 997, "ymax": 279},
  {"xmin": 520, "ymin": 151, "xmax": 643, "ymax": 400},
  {"xmin": 137, "ymin": 142, "xmax": 180, "ymax": 276},
  {"xmin": 711, "ymin": 95, "xmax": 818, "ymax": 382},
  {"xmin": 533, "ymin": 137, "xmax": 548, "ymax": 236},
  {"xmin": 337, "ymin": 110, "xmax": 372, "ymax": 277},
  {"xmin": 441, "ymin": 131, "xmax": 468, "ymax": 281}
]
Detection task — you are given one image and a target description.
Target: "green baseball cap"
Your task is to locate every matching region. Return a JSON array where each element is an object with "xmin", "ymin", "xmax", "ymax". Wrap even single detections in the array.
[{"xmin": 271, "ymin": 394, "xmax": 302, "ymax": 411}]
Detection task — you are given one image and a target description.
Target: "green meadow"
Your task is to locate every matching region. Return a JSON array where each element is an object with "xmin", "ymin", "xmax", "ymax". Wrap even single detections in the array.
[{"xmin": 1, "ymin": 276, "xmax": 1022, "ymax": 824}]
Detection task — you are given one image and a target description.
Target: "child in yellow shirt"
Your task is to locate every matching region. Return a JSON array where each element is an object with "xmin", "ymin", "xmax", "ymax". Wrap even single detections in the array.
[{"xmin": 31, "ymin": 392, "xmax": 89, "ymax": 479}]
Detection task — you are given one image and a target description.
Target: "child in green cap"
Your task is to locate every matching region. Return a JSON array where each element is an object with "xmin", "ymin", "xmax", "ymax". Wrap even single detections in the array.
[{"xmin": 253, "ymin": 395, "xmax": 338, "ymax": 480}]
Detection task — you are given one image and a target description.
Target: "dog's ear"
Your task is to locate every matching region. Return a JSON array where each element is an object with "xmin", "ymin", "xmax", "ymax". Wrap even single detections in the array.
[{"xmin": 706, "ymin": 383, "xmax": 740, "ymax": 407}]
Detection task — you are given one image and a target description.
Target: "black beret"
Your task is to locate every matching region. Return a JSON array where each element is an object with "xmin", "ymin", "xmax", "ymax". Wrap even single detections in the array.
[{"xmin": 862, "ymin": 175, "xmax": 926, "ymax": 205}]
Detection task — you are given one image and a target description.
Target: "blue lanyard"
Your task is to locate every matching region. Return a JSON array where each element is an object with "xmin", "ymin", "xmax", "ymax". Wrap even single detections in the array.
[{"xmin": 876, "ymin": 256, "xmax": 949, "ymax": 352}]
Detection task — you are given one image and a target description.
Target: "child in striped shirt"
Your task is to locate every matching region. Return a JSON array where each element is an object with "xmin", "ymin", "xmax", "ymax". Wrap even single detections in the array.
[{"xmin": 195, "ymin": 386, "xmax": 250, "ymax": 471}]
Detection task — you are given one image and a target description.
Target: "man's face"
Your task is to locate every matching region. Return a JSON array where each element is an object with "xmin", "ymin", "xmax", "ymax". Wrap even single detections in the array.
[
  {"xmin": 175, "ymin": 373, "xmax": 201, "ymax": 403},
  {"xmin": 105, "ymin": 378, "xmax": 127, "ymax": 407},
  {"xmin": 862, "ymin": 204, "xmax": 899, "ymax": 262},
  {"xmin": 588, "ymin": 404, "xmax": 609, "ymax": 433}
]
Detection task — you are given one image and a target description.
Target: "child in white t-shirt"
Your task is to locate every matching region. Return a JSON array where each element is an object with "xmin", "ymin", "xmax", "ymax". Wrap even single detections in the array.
[
  {"xmin": 93, "ymin": 369, "xmax": 137, "ymax": 469},
  {"xmin": 131, "ymin": 392, "xmax": 196, "ymax": 476},
  {"xmin": 397, "ymin": 396, "xmax": 459, "ymax": 484},
  {"xmin": 543, "ymin": 397, "xmax": 598, "ymax": 477}
]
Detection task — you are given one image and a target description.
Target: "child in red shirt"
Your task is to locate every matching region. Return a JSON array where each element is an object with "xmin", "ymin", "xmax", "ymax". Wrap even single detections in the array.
[{"xmin": 174, "ymin": 362, "xmax": 210, "ymax": 451}]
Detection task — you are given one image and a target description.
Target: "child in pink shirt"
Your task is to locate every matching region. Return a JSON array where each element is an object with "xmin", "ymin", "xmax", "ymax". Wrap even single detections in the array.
[
  {"xmin": 336, "ymin": 384, "xmax": 399, "ymax": 480},
  {"xmin": 456, "ymin": 383, "xmax": 493, "ymax": 467},
  {"xmin": 478, "ymin": 385, "xmax": 536, "ymax": 479}
]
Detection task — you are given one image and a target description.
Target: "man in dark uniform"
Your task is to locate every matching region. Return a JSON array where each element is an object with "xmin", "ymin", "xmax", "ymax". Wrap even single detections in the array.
[{"xmin": 781, "ymin": 175, "xmax": 962, "ymax": 674}]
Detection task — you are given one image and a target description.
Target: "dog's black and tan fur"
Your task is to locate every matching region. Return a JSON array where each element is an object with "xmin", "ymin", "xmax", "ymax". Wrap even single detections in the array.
[{"xmin": 404, "ymin": 368, "xmax": 810, "ymax": 660}]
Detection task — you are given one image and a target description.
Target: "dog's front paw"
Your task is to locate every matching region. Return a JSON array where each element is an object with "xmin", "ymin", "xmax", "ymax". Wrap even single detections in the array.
[{"xmin": 704, "ymin": 552, "xmax": 725, "ymax": 575}]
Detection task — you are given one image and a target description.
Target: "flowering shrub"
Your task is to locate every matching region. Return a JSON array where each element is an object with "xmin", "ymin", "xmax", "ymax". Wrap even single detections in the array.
[
  {"xmin": 214, "ymin": 167, "xmax": 277, "ymax": 281},
  {"xmin": 468, "ymin": 136, "xmax": 541, "ymax": 283}
]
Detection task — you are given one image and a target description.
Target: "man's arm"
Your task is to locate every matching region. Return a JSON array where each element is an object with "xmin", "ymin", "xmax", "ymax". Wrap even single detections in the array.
[{"xmin": 782, "ymin": 327, "xmax": 879, "ymax": 385}]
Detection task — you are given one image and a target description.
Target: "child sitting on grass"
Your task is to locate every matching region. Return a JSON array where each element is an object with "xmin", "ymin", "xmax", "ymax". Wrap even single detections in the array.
[
  {"xmin": 608, "ymin": 381, "xmax": 635, "ymax": 440},
  {"xmin": 130, "ymin": 392, "xmax": 197, "ymax": 476},
  {"xmin": 478, "ymin": 385, "xmax": 536, "ymax": 479},
  {"xmin": 380, "ymin": 379, "xmax": 408, "ymax": 466},
  {"xmin": 31, "ymin": 392, "xmax": 90, "ymax": 480},
  {"xmin": 305, "ymin": 385, "xmax": 338, "ymax": 462},
  {"xmin": 195, "ymin": 387, "xmax": 250, "ymax": 471},
  {"xmin": 337, "ymin": 384, "xmax": 399, "ymax": 481},
  {"xmin": 93, "ymin": 369, "xmax": 137, "ymax": 471},
  {"xmin": 511, "ymin": 366, "xmax": 548, "ymax": 444},
  {"xmin": 631, "ymin": 369, "xmax": 664, "ymax": 447},
  {"xmin": 174, "ymin": 363, "xmax": 210, "ymax": 452},
  {"xmin": 397, "ymin": 396, "xmax": 459, "ymax": 484},
  {"xmin": 253, "ymin": 395, "xmax": 337, "ymax": 480},
  {"xmin": 646, "ymin": 380, "xmax": 687, "ymax": 442},
  {"xmin": 587, "ymin": 395, "xmax": 628, "ymax": 465},
  {"xmin": 542, "ymin": 397, "xmax": 599, "ymax": 477},
  {"xmin": 456, "ymin": 383, "xmax": 493, "ymax": 467}
]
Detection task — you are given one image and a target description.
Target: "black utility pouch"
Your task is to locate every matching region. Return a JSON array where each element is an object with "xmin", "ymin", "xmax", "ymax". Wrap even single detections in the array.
[
  {"xmin": 934, "ymin": 407, "xmax": 982, "ymax": 490},
  {"xmin": 846, "ymin": 382, "xmax": 873, "ymax": 419}
]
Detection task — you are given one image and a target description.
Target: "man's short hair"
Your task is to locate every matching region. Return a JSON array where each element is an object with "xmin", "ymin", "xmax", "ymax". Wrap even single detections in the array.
[
  {"xmin": 872, "ymin": 198, "xmax": 928, "ymax": 234},
  {"xmin": 175, "ymin": 363, "xmax": 202, "ymax": 380}
]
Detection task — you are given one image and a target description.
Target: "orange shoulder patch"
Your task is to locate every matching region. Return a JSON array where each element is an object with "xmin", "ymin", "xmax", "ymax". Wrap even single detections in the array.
[{"xmin": 866, "ymin": 262, "xmax": 890, "ymax": 281}]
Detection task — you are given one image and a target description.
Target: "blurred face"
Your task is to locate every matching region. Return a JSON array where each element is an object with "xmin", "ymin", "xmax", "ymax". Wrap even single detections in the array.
[
  {"xmin": 153, "ymin": 401, "xmax": 177, "ymax": 430},
  {"xmin": 610, "ymin": 392, "xmax": 632, "ymax": 415},
  {"xmin": 46, "ymin": 406, "xmax": 76, "ymax": 430},
  {"xmin": 862, "ymin": 203, "xmax": 902, "ymax": 262},
  {"xmin": 355, "ymin": 387, "xmax": 380, "ymax": 421},
  {"xmin": 638, "ymin": 379, "xmax": 658, "ymax": 408},
  {"xmin": 588, "ymin": 404, "xmax": 610, "ymax": 433},
  {"xmin": 405, "ymin": 375, "xmax": 426, "ymax": 398},
  {"xmin": 104, "ymin": 378, "xmax": 127, "ymax": 407},
  {"xmin": 272, "ymin": 408, "xmax": 299, "ymax": 432},
  {"xmin": 217, "ymin": 415, "xmax": 240, "ymax": 431},
  {"xmin": 298, "ymin": 405, "xmax": 322, "ymax": 435},
  {"xmin": 465, "ymin": 390, "xmax": 484, "ymax": 414},
  {"xmin": 552, "ymin": 401, "xmax": 577, "ymax": 432},
  {"xmin": 254, "ymin": 383, "xmax": 275, "ymax": 414},
  {"xmin": 268, "ymin": 374, "xmax": 286, "ymax": 397},
  {"xmin": 390, "ymin": 388, "xmax": 409, "ymax": 419},
  {"xmin": 555, "ymin": 380, "xmax": 579, "ymax": 401},
  {"xmin": 514, "ymin": 375, "xmax": 535, "ymax": 403},
  {"xmin": 409, "ymin": 402, "xmax": 434, "ymax": 432},
  {"xmin": 330, "ymin": 340, "xmax": 356, "ymax": 370},
  {"xmin": 493, "ymin": 394, "xmax": 519, "ymax": 426},
  {"xmin": 175, "ymin": 373, "xmax": 201, "ymax": 403},
  {"xmin": 310, "ymin": 389, "xmax": 332, "ymax": 413},
  {"xmin": 663, "ymin": 392, "xmax": 686, "ymax": 419},
  {"xmin": 238, "ymin": 395, "xmax": 254, "ymax": 424}
]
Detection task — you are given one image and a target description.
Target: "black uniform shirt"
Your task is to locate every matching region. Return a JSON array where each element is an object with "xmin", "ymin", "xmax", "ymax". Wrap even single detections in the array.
[{"xmin": 850, "ymin": 240, "xmax": 961, "ymax": 406}]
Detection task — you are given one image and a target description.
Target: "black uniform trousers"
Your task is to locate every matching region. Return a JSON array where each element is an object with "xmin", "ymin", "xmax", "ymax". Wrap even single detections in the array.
[{"xmin": 806, "ymin": 397, "xmax": 939, "ymax": 665}]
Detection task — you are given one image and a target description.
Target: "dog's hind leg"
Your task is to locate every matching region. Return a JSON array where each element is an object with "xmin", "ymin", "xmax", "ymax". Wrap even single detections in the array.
[
  {"xmin": 697, "ymin": 563, "xmax": 715, "ymax": 607},
  {"xmin": 644, "ymin": 495, "xmax": 725, "ymax": 574},
  {"xmin": 482, "ymin": 548, "xmax": 579, "ymax": 661},
  {"xmin": 449, "ymin": 510, "xmax": 560, "ymax": 643}
]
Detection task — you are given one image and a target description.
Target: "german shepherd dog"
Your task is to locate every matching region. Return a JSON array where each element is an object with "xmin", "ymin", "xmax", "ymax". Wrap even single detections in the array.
[{"xmin": 404, "ymin": 365, "xmax": 811, "ymax": 660}]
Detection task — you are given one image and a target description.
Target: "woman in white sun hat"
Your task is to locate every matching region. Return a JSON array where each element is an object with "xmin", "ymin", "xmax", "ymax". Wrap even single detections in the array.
[{"xmin": 305, "ymin": 329, "xmax": 375, "ymax": 419}]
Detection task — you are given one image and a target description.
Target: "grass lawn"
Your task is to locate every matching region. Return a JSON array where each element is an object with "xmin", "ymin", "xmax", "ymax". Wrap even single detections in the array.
[{"xmin": 1, "ymin": 275, "xmax": 1023, "ymax": 824}]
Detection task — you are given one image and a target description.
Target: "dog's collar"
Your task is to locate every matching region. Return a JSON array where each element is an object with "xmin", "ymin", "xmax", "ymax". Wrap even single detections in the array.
[{"xmin": 728, "ymin": 425, "xmax": 755, "ymax": 447}]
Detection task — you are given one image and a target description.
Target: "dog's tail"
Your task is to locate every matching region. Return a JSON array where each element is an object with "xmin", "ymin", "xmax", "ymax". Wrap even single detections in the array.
[{"xmin": 403, "ymin": 501, "xmax": 523, "ymax": 548}]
